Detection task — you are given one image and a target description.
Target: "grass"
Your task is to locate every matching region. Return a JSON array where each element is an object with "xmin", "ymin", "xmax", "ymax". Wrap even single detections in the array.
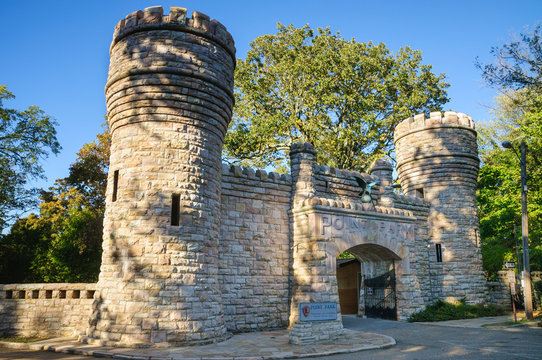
[
  {"xmin": 408, "ymin": 299, "xmax": 507, "ymax": 322},
  {"xmin": 0, "ymin": 335, "xmax": 51, "ymax": 343}
]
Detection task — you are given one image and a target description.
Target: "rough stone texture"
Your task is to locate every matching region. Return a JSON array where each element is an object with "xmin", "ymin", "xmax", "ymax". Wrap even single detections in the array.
[
  {"xmin": 487, "ymin": 270, "xmax": 542, "ymax": 309},
  {"xmin": 288, "ymin": 145, "xmax": 427, "ymax": 344},
  {"xmin": 0, "ymin": 7, "xmax": 494, "ymax": 347},
  {"xmin": 219, "ymin": 164, "xmax": 291, "ymax": 331},
  {"xmin": 85, "ymin": 7, "xmax": 235, "ymax": 347},
  {"xmin": 0, "ymin": 284, "xmax": 95, "ymax": 338},
  {"xmin": 395, "ymin": 111, "xmax": 488, "ymax": 304}
]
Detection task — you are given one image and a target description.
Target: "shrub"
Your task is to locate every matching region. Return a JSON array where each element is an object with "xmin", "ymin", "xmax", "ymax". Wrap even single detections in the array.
[{"xmin": 408, "ymin": 300, "xmax": 507, "ymax": 322}]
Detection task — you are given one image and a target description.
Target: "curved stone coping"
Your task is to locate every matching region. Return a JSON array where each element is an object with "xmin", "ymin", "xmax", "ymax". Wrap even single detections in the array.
[
  {"xmin": 396, "ymin": 152, "xmax": 480, "ymax": 171},
  {"xmin": 394, "ymin": 111, "xmax": 476, "ymax": 143},
  {"xmin": 293, "ymin": 197, "xmax": 416, "ymax": 220},
  {"xmin": 222, "ymin": 163, "xmax": 292, "ymax": 184},
  {"xmin": 105, "ymin": 66, "xmax": 235, "ymax": 106},
  {"xmin": 2, "ymin": 330, "xmax": 395, "ymax": 359}
]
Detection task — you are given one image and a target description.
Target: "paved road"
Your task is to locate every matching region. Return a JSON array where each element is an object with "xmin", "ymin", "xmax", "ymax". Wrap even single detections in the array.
[
  {"xmin": 0, "ymin": 350, "xmax": 88, "ymax": 360},
  {"xmin": 320, "ymin": 315, "xmax": 542, "ymax": 359},
  {"xmin": 1, "ymin": 316, "xmax": 541, "ymax": 359}
]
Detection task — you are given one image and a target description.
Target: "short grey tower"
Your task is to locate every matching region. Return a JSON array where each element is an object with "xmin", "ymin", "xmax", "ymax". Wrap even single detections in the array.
[{"xmin": 394, "ymin": 112, "xmax": 487, "ymax": 303}]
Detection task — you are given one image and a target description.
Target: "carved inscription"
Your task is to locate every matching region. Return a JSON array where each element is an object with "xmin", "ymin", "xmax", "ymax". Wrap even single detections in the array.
[{"xmin": 310, "ymin": 213, "xmax": 414, "ymax": 244}]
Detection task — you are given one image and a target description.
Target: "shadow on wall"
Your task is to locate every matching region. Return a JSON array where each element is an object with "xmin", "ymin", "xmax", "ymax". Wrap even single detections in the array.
[{"xmin": 398, "ymin": 118, "xmax": 482, "ymax": 303}]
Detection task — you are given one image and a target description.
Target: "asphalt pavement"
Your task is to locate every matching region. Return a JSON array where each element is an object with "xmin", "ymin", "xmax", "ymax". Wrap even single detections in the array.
[
  {"xmin": 1, "ymin": 315, "xmax": 541, "ymax": 359},
  {"xmin": 320, "ymin": 315, "xmax": 542, "ymax": 359}
]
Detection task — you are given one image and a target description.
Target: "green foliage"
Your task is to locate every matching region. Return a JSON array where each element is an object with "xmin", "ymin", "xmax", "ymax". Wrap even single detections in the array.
[
  {"xmin": 408, "ymin": 299, "xmax": 507, "ymax": 322},
  {"xmin": 0, "ymin": 215, "xmax": 51, "ymax": 283},
  {"xmin": 0, "ymin": 85, "xmax": 60, "ymax": 230},
  {"xmin": 0, "ymin": 128, "xmax": 110, "ymax": 283},
  {"xmin": 477, "ymin": 25, "xmax": 542, "ymax": 278},
  {"xmin": 338, "ymin": 251, "xmax": 355, "ymax": 259},
  {"xmin": 226, "ymin": 24, "xmax": 449, "ymax": 172},
  {"xmin": 477, "ymin": 25, "xmax": 542, "ymax": 92}
]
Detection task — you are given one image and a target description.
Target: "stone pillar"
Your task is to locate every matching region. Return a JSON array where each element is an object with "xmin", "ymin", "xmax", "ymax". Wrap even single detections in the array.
[
  {"xmin": 86, "ymin": 7, "xmax": 235, "ymax": 347},
  {"xmin": 369, "ymin": 159, "xmax": 394, "ymax": 207},
  {"xmin": 290, "ymin": 143, "xmax": 317, "ymax": 203},
  {"xmin": 288, "ymin": 143, "xmax": 343, "ymax": 344},
  {"xmin": 369, "ymin": 159, "xmax": 393, "ymax": 186},
  {"xmin": 394, "ymin": 112, "xmax": 487, "ymax": 304}
]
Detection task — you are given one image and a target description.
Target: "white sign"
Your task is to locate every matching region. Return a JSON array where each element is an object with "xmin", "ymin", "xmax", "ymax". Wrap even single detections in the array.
[
  {"xmin": 504, "ymin": 261, "xmax": 516, "ymax": 269},
  {"xmin": 299, "ymin": 302, "xmax": 337, "ymax": 322},
  {"xmin": 507, "ymin": 270, "xmax": 516, "ymax": 284}
]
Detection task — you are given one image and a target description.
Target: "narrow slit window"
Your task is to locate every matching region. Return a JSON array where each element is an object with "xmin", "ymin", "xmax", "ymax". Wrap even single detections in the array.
[
  {"xmin": 436, "ymin": 243, "xmax": 443, "ymax": 262},
  {"xmin": 415, "ymin": 187, "xmax": 424, "ymax": 199},
  {"xmin": 171, "ymin": 194, "xmax": 180, "ymax": 226},
  {"xmin": 112, "ymin": 170, "xmax": 119, "ymax": 202}
]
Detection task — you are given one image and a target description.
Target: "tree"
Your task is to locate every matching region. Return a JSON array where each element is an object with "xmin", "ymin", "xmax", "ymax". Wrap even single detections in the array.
[
  {"xmin": 477, "ymin": 93, "xmax": 542, "ymax": 277},
  {"xmin": 0, "ymin": 85, "xmax": 60, "ymax": 230},
  {"xmin": 476, "ymin": 25, "xmax": 542, "ymax": 277},
  {"xmin": 476, "ymin": 25, "xmax": 542, "ymax": 92},
  {"xmin": 0, "ymin": 128, "xmax": 109, "ymax": 283},
  {"xmin": 225, "ymin": 24, "xmax": 449, "ymax": 172}
]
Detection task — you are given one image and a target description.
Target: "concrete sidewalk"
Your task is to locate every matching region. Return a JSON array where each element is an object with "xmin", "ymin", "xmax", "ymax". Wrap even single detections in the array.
[
  {"xmin": 0, "ymin": 329, "xmax": 395, "ymax": 360},
  {"xmin": 420, "ymin": 312, "xmax": 542, "ymax": 328}
]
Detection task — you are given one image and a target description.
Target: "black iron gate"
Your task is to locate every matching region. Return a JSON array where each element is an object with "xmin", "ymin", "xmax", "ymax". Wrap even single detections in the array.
[{"xmin": 363, "ymin": 268, "xmax": 397, "ymax": 320}]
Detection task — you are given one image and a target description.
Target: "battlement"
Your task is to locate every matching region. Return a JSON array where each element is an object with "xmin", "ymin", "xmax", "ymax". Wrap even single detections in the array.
[
  {"xmin": 394, "ymin": 111, "xmax": 475, "ymax": 143},
  {"xmin": 221, "ymin": 163, "xmax": 292, "ymax": 184},
  {"xmin": 112, "ymin": 6, "xmax": 235, "ymax": 58},
  {"xmin": 294, "ymin": 196, "xmax": 415, "ymax": 218}
]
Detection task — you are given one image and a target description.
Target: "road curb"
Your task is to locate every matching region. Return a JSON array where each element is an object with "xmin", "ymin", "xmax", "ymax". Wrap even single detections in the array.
[{"xmin": 0, "ymin": 331, "xmax": 396, "ymax": 359}]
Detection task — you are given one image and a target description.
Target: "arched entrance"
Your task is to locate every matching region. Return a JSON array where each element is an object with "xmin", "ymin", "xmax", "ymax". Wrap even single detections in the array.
[
  {"xmin": 336, "ymin": 244, "xmax": 401, "ymax": 320},
  {"xmin": 288, "ymin": 204, "xmax": 424, "ymax": 344}
]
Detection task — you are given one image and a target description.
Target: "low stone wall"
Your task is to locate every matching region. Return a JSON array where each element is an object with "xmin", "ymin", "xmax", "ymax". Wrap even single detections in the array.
[
  {"xmin": 487, "ymin": 270, "xmax": 542, "ymax": 309},
  {"xmin": 487, "ymin": 281, "xmax": 512, "ymax": 308},
  {"xmin": 0, "ymin": 283, "xmax": 96, "ymax": 338}
]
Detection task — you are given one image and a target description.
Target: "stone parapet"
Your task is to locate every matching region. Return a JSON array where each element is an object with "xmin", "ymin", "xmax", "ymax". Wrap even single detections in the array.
[
  {"xmin": 0, "ymin": 283, "xmax": 95, "ymax": 338},
  {"xmin": 394, "ymin": 111, "xmax": 475, "ymax": 142},
  {"xmin": 111, "ymin": 6, "xmax": 235, "ymax": 59},
  {"xmin": 293, "ymin": 196, "xmax": 415, "ymax": 219}
]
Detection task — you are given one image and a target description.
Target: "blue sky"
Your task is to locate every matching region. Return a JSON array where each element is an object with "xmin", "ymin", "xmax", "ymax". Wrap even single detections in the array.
[{"xmin": 1, "ymin": 0, "xmax": 541, "ymax": 194}]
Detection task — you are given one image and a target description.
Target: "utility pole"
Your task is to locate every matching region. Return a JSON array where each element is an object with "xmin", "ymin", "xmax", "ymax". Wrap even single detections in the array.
[
  {"xmin": 520, "ymin": 141, "xmax": 533, "ymax": 320},
  {"xmin": 502, "ymin": 140, "xmax": 533, "ymax": 320}
]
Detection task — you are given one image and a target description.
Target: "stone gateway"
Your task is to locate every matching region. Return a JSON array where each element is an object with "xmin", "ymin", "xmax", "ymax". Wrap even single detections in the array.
[{"xmin": 0, "ymin": 6, "xmax": 491, "ymax": 348}]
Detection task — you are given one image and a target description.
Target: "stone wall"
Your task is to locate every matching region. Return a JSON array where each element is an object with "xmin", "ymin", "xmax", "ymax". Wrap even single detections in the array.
[
  {"xmin": 219, "ymin": 164, "xmax": 291, "ymax": 332},
  {"xmin": 487, "ymin": 270, "xmax": 542, "ymax": 309},
  {"xmin": 0, "ymin": 283, "xmax": 95, "ymax": 338}
]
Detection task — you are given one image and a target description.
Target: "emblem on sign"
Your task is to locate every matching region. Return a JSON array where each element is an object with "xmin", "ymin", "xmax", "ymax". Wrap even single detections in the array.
[{"xmin": 302, "ymin": 305, "xmax": 310, "ymax": 318}]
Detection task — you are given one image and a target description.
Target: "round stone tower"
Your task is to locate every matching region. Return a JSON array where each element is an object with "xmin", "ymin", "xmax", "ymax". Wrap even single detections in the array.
[
  {"xmin": 394, "ymin": 111, "xmax": 487, "ymax": 304},
  {"xmin": 86, "ymin": 6, "xmax": 235, "ymax": 346}
]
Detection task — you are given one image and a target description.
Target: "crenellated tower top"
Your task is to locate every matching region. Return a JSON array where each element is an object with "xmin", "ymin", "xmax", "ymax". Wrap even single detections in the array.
[
  {"xmin": 111, "ymin": 6, "xmax": 235, "ymax": 59},
  {"xmin": 394, "ymin": 111, "xmax": 475, "ymax": 143}
]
